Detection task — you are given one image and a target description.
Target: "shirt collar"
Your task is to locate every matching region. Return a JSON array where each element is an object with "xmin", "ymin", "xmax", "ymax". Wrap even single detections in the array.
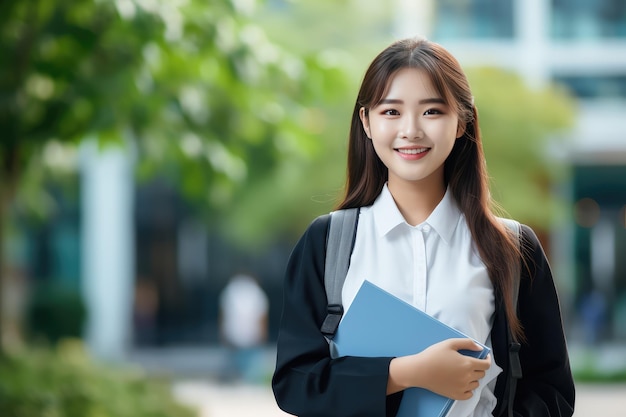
[{"xmin": 372, "ymin": 183, "xmax": 461, "ymax": 244}]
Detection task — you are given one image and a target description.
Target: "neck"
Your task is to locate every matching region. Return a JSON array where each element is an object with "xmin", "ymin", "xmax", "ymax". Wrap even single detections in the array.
[{"xmin": 387, "ymin": 177, "xmax": 446, "ymax": 226}]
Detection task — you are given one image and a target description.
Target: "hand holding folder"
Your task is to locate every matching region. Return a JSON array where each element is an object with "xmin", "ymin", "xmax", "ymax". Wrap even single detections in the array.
[{"xmin": 332, "ymin": 280, "xmax": 491, "ymax": 417}]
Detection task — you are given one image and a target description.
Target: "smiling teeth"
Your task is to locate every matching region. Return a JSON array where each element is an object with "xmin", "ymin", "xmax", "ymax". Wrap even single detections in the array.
[{"xmin": 398, "ymin": 148, "xmax": 428, "ymax": 154}]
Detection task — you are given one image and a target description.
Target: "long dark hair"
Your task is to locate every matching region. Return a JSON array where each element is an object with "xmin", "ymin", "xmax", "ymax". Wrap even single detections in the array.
[{"xmin": 337, "ymin": 37, "xmax": 524, "ymax": 341}]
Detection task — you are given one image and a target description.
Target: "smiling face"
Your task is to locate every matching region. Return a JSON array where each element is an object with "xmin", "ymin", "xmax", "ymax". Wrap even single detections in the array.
[{"xmin": 359, "ymin": 67, "xmax": 464, "ymax": 193}]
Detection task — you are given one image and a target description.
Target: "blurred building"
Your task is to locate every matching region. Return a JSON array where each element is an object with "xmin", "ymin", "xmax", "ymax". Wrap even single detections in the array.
[
  {"xmin": 11, "ymin": 0, "xmax": 626, "ymax": 364},
  {"xmin": 396, "ymin": 0, "xmax": 626, "ymax": 343},
  {"xmin": 15, "ymin": 141, "xmax": 290, "ymax": 363}
]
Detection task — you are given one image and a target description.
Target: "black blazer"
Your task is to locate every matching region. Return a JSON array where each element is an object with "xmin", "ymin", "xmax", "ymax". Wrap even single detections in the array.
[{"xmin": 272, "ymin": 214, "xmax": 575, "ymax": 417}]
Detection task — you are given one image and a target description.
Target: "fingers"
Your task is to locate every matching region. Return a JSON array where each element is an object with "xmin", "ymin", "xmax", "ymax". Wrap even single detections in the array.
[
  {"xmin": 450, "ymin": 385, "xmax": 479, "ymax": 401},
  {"xmin": 446, "ymin": 337, "xmax": 484, "ymax": 352},
  {"xmin": 443, "ymin": 339, "xmax": 491, "ymax": 370},
  {"xmin": 457, "ymin": 391, "xmax": 474, "ymax": 401},
  {"xmin": 472, "ymin": 355, "xmax": 491, "ymax": 371},
  {"xmin": 449, "ymin": 374, "xmax": 483, "ymax": 400},
  {"xmin": 413, "ymin": 339, "xmax": 493, "ymax": 400},
  {"xmin": 473, "ymin": 369, "xmax": 486, "ymax": 380}
]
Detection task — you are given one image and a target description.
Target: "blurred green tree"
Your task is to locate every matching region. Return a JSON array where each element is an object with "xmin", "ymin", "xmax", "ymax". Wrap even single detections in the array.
[
  {"xmin": 225, "ymin": 1, "xmax": 577, "ymax": 245},
  {"xmin": 467, "ymin": 68, "xmax": 575, "ymax": 228},
  {"xmin": 0, "ymin": 0, "xmax": 349, "ymax": 349},
  {"xmin": 224, "ymin": 66, "xmax": 576, "ymax": 246}
]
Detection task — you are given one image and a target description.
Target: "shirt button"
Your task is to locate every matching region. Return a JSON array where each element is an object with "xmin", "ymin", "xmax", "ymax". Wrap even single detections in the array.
[{"xmin": 422, "ymin": 225, "xmax": 431, "ymax": 233}]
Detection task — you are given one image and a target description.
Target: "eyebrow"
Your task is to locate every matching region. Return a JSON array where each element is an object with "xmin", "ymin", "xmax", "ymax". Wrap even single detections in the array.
[{"xmin": 378, "ymin": 97, "xmax": 447, "ymax": 105}]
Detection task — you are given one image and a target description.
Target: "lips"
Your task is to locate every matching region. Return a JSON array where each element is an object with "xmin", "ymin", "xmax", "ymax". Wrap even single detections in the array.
[
  {"xmin": 396, "ymin": 147, "xmax": 429, "ymax": 155},
  {"xmin": 395, "ymin": 147, "xmax": 431, "ymax": 160}
]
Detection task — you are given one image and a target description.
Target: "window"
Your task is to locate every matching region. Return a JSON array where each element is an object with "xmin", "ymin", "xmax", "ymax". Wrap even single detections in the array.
[
  {"xmin": 552, "ymin": 0, "xmax": 626, "ymax": 39},
  {"xmin": 554, "ymin": 74, "xmax": 626, "ymax": 99},
  {"xmin": 433, "ymin": 0, "xmax": 514, "ymax": 40}
]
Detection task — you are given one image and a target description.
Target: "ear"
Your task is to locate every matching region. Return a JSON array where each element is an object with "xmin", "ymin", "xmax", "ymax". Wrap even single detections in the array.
[
  {"xmin": 456, "ymin": 119, "xmax": 466, "ymax": 139},
  {"xmin": 359, "ymin": 107, "xmax": 371, "ymax": 139}
]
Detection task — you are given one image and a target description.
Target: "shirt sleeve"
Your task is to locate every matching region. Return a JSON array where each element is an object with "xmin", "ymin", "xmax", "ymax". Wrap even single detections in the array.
[
  {"xmin": 272, "ymin": 215, "xmax": 402, "ymax": 417},
  {"xmin": 513, "ymin": 225, "xmax": 576, "ymax": 416}
]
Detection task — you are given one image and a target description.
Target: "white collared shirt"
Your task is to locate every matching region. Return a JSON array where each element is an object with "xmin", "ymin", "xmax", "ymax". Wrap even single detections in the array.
[{"xmin": 342, "ymin": 184, "xmax": 502, "ymax": 417}]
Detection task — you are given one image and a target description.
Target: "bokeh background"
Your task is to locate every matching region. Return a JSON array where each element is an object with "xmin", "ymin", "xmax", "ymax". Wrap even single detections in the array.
[{"xmin": 1, "ymin": 0, "xmax": 625, "ymax": 415}]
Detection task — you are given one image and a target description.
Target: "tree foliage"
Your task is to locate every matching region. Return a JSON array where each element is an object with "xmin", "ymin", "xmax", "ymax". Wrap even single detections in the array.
[
  {"xmin": 224, "ymin": 65, "xmax": 576, "ymax": 246},
  {"xmin": 467, "ymin": 67, "xmax": 575, "ymax": 227},
  {"xmin": 0, "ymin": 0, "xmax": 353, "ymax": 346},
  {"xmin": 224, "ymin": 2, "xmax": 577, "ymax": 245},
  {"xmin": 1, "ymin": 0, "xmax": 168, "ymax": 348},
  {"xmin": 0, "ymin": 0, "xmax": 577, "ymax": 278}
]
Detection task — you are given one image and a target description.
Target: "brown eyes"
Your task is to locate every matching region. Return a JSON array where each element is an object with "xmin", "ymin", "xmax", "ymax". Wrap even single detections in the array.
[{"xmin": 380, "ymin": 108, "xmax": 444, "ymax": 116}]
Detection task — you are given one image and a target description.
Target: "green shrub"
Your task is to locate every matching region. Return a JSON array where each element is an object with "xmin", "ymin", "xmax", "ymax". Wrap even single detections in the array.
[
  {"xmin": 26, "ymin": 282, "xmax": 87, "ymax": 344},
  {"xmin": 574, "ymin": 368, "xmax": 626, "ymax": 383},
  {"xmin": 0, "ymin": 340, "xmax": 196, "ymax": 417},
  {"xmin": 571, "ymin": 348, "xmax": 626, "ymax": 384}
]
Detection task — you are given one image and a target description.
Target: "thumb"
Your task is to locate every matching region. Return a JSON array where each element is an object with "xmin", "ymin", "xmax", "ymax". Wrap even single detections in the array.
[{"xmin": 446, "ymin": 338, "xmax": 484, "ymax": 352}]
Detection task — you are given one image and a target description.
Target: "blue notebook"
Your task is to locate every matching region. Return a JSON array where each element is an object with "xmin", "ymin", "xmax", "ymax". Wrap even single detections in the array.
[{"xmin": 333, "ymin": 280, "xmax": 490, "ymax": 417}]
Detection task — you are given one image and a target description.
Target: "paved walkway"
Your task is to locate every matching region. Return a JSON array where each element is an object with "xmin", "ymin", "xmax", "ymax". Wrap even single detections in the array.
[
  {"xmin": 572, "ymin": 383, "xmax": 626, "ymax": 417},
  {"xmin": 174, "ymin": 380, "xmax": 289, "ymax": 417},
  {"xmin": 173, "ymin": 379, "xmax": 626, "ymax": 417}
]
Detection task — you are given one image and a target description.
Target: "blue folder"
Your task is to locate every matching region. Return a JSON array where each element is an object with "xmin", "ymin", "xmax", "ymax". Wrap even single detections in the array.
[{"xmin": 333, "ymin": 280, "xmax": 490, "ymax": 417}]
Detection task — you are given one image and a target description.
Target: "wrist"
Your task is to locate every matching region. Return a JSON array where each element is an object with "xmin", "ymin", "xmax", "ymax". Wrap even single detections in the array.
[{"xmin": 388, "ymin": 355, "xmax": 426, "ymax": 394}]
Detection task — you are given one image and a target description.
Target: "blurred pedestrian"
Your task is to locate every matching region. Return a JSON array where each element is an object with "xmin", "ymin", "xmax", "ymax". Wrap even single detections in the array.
[
  {"xmin": 219, "ymin": 273, "xmax": 269, "ymax": 383},
  {"xmin": 580, "ymin": 289, "xmax": 607, "ymax": 345}
]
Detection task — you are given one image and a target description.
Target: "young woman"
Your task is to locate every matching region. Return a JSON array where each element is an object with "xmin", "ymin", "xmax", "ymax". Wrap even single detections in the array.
[{"xmin": 272, "ymin": 37, "xmax": 575, "ymax": 417}]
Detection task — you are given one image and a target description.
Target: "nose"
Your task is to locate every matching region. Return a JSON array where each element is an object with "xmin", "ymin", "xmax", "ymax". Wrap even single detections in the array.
[{"xmin": 400, "ymin": 115, "xmax": 423, "ymax": 140}]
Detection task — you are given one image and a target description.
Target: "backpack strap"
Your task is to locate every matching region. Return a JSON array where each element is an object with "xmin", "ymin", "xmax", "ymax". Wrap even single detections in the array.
[
  {"xmin": 499, "ymin": 218, "xmax": 523, "ymax": 417},
  {"xmin": 320, "ymin": 208, "xmax": 359, "ymax": 338}
]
